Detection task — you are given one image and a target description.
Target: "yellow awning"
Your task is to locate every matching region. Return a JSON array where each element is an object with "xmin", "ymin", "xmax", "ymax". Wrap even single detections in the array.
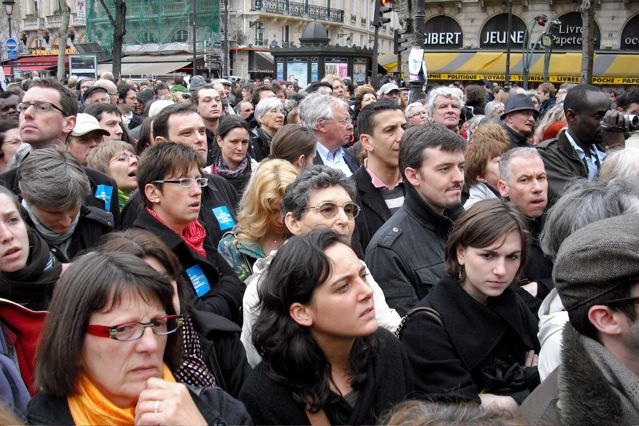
[{"xmin": 380, "ymin": 51, "xmax": 639, "ymax": 85}]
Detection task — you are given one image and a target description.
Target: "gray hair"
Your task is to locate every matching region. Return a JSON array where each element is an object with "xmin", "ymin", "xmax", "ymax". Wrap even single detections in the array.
[
  {"xmin": 499, "ymin": 147, "xmax": 543, "ymax": 183},
  {"xmin": 599, "ymin": 147, "xmax": 639, "ymax": 181},
  {"xmin": 298, "ymin": 93, "xmax": 348, "ymax": 131},
  {"xmin": 282, "ymin": 165, "xmax": 356, "ymax": 220},
  {"xmin": 540, "ymin": 176, "xmax": 639, "ymax": 259},
  {"xmin": 254, "ymin": 96, "xmax": 284, "ymax": 123},
  {"xmin": 18, "ymin": 147, "xmax": 90, "ymax": 209},
  {"xmin": 426, "ymin": 86, "xmax": 465, "ymax": 115},
  {"xmin": 405, "ymin": 102, "xmax": 425, "ymax": 119},
  {"xmin": 484, "ymin": 100, "xmax": 505, "ymax": 118}
]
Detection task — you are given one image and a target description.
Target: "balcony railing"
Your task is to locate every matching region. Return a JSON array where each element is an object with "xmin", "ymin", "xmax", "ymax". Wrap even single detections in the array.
[
  {"xmin": 251, "ymin": 0, "xmax": 343, "ymax": 23},
  {"xmin": 22, "ymin": 16, "xmax": 44, "ymax": 31}
]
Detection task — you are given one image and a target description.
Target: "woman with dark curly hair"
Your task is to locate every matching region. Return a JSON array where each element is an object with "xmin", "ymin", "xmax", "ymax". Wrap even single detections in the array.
[{"xmin": 239, "ymin": 229, "xmax": 412, "ymax": 425}]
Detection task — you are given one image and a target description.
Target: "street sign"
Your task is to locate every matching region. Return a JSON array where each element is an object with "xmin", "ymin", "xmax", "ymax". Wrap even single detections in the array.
[
  {"xmin": 6, "ymin": 38, "xmax": 17, "ymax": 51},
  {"xmin": 7, "ymin": 50, "xmax": 17, "ymax": 60}
]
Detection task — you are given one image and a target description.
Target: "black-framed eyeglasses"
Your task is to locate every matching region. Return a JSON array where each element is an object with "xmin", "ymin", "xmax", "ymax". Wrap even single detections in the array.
[
  {"xmin": 87, "ymin": 314, "xmax": 185, "ymax": 341},
  {"xmin": 18, "ymin": 101, "xmax": 66, "ymax": 115},
  {"xmin": 152, "ymin": 177, "xmax": 208, "ymax": 188},
  {"xmin": 601, "ymin": 296, "xmax": 639, "ymax": 306},
  {"xmin": 305, "ymin": 201, "xmax": 360, "ymax": 219}
]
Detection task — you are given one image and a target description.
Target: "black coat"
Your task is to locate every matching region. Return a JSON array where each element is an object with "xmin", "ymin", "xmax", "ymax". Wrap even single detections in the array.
[
  {"xmin": 133, "ymin": 208, "xmax": 244, "ymax": 324},
  {"xmin": 503, "ymin": 124, "xmax": 533, "ymax": 149},
  {"xmin": 0, "ymin": 166, "xmax": 121, "ymax": 226},
  {"xmin": 365, "ymin": 186, "xmax": 462, "ymax": 315},
  {"xmin": 121, "ymin": 173, "xmax": 239, "ymax": 248},
  {"xmin": 189, "ymin": 309, "xmax": 251, "ymax": 398},
  {"xmin": 249, "ymin": 127, "xmax": 272, "ymax": 162},
  {"xmin": 26, "ymin": 386, "xmax": 252, "ymax": 425},
  {"xmin": 400, "ymin": 276, "xmax": 540, "ymax": 405},
  {"xmin": 238, "ymin": 329, "xmax": 412, "ymax": 425},
  {"xmin": 518, "ymin": 215, "xmax": 554, "ymax": 314},
  {"xmin": 313, "ymin": 145, "xmax": 360, "ymax": 174},
  {"xmin": 351, "ymin": 165, "xmax": 401, "ymax": 251}
]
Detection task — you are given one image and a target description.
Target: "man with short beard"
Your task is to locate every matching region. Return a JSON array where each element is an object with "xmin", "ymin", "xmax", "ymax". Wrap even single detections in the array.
[{"xmin": 501, "ymin": 94, "xmax": 539, "ymax": 149}]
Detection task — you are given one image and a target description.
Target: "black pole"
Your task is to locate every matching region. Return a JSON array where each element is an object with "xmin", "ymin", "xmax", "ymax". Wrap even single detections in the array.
[
  {"xmin": 223, "ymin": 0, "xmax": 229, "ymax": 76},
  {"xmin": 192, "ymin": 0, "xmax": 197, "ymax": 76},
  {"xmin": 504, "ymin": 0, "xmax": 512, "ymax": 88},
  {"xmin": 370, "ymin": 0, "xmax": 380, "ymax": 89},
  {"xmin": 397, "ymin": 50, "xmax": 401, "ymax": 81},
  {"xmin": 408, "ymin": 0, "xmax": 424, "ymax": 103}
]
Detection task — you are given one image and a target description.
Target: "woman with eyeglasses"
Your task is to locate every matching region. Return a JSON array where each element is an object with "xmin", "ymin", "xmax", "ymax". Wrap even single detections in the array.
[
  {"xmin": 398, "ymin": 200, "xmax": 540, "ymax": 415},
  {"xmin": 131, "ymin": 142, "xmax": 244, "ymax": 324},
  {"xmin": 250, "ymin": 97, "xmax": 285, "ymax": 162},
  {"xmin": 87, "ymin": 140, "xmax": 139, "ymax": 210},
  {"xmin": 27, "ymin": 251, "xmax": 251, "ymax": 425},
  {"xmin": 239, "ymin": 229, "xmax": 412, "ymax": 424},
  {"xmin": 218, "ymin": 159, "xmax": 298, "ymax": 282}
]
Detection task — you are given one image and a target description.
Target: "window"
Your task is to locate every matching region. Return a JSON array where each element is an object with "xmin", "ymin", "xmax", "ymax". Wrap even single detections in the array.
[{"xmin": 173, "ymin": 29, "xmax": 189, "ymax": 42}]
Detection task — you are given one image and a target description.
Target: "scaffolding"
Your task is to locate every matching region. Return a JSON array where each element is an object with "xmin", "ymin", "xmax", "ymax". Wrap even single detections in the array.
[{"xmin": 85, "ymin": 0, "xmax": 220, "ymax": 57}]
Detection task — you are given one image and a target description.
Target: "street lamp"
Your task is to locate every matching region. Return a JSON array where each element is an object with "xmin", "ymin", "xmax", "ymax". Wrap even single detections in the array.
[
  {"xmin": 522, "ymin": 14, "xmax": 548, "ymax": 90},
  {"xmin": 541, "ymin": 19, "xmax": 561, "ymax": 83},
  {"xmin": 3, "ymin": 0, "xmax": 15, "ymax": 82}
]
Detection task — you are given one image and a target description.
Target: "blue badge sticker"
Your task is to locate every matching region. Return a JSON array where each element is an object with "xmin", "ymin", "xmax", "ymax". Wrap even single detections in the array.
[
  {"xmin": 95, "ymin": 184, "xmax": 113, "ymax": 212},
  {"xmin": 212, "ymin": 206, "xmax": 235, "ymax": 231},
  {"xmin": 186, "ymin": 264, "xmax": 211, "ymax": 297}
]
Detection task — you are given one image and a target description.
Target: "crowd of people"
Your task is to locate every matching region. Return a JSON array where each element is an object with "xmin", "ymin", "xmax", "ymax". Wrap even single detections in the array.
[{"xmin": 0, "ymin": 70, "xmax": 638, "ymax": 425}]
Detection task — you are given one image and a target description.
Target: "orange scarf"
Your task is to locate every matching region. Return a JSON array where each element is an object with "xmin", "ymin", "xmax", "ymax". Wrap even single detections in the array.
[{"xmin": 68, "ymin": 364, "xmax": 176, "ymax": 426}]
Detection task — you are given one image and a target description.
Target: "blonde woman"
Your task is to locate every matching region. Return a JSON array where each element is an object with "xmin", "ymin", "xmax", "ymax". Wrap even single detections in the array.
[{"xmin": 218, "ymin": 159, "xmax": 298, "ymax": 281}]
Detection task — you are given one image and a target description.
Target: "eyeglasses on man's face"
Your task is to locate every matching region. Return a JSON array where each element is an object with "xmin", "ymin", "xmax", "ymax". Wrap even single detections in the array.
[
  {"xmin": 305, "ymin": 201, "xmax": 361, "ymax": 219},
  {"xmin": 18, "ymin": 101, "xmax": 65, "ymax": 115},
  {"xmin": 86, "ymin": 314, "xmax": 184, "ymax": 341},
  {"xmin": 152, "ymin": 177, "xmax": 208, "ymax": 188}
]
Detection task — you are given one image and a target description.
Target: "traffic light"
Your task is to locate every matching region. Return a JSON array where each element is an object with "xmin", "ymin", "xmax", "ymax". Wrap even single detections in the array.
[
  {"xmin": 394, "ymin": 29, "xmax": 407, "ymax": 54},
  {"xmin": 374, "ymin": 1, "xmax": 392, "ymax": 27}
]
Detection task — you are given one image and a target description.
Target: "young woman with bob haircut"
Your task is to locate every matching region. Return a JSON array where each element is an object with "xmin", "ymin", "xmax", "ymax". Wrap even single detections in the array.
[
  {"xmin": 399, "ymin": 199, "xmax": 540, "ymax": 415},
  {"xmin": 239, "ymin": 229, "xmax": 412, "ymax": 424},
  {"xmin": 97, "ymin": 229, "xmax": 250, "ymax": 397},
  {"xmin": 217, "ymin": 159, "xmax": 298, "ymax": 281},
  {"xmin": 269, "ymin": 124, "xmax": 317, "ymax": 171},
  {"xmin": 28, "ymin": 251, "xmax": 250, "ymax": 425}
]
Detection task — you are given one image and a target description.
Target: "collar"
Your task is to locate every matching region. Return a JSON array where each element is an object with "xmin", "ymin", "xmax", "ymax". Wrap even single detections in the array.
[
  {"xmin": 316, "ymin": 140, "xmax": 344, "ymax": 159},
  {"xmin": 565, "ymin": 129, "xmax": 606, "ymax": 161},
  {"xmin": 364, "ymin": 159, "xmax": 403, "ymax": 190},
  {"xmin": 403, "ymin": 185, "xmax": 460, "ymax": 233}
]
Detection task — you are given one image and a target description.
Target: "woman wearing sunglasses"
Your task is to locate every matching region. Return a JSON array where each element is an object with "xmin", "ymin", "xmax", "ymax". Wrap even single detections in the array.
[
  {"xmin": 132, "ymin": 143, "xmax": 244, "ymax": 324},
  {"xmin": 217, "ymin": 159, "xmax": 298, "ymax": 282},
  {"xmin": 239, "ymin": 229, "xmax": 412, "ymax": 424},
  {"xmin": 27, "ymin": 251, "xmax": 250, "ymax": 425}
]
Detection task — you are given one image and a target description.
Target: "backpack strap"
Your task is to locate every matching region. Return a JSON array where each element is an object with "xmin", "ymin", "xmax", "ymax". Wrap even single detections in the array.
[{"xmin": 395, "ymin": 306, "xmax": 442, "ymax": 339}]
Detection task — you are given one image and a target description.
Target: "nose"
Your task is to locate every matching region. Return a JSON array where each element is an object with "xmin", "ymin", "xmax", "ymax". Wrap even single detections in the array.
[
  {"xmin": 531, "ymin": 178, "xmax": 543, "ymax": 193},
  {"xmin": 0, "ymin": 222, "xmax": 12, "ymax": 244},
  {"xmin": 493, "ymin": 258, "xmax": 506, "ymax": 276},
  {"xmin": 452, "ymin": 166, "xmax": 464, "ymax": 184},
  {"xmin": 191, "ymin": 181, "xmax": 203, "ymax": 196},
  {"xmin": 136, "ymin": 326, "xmax": 159, "ymax": 353},
  {"xmin": 357, "ymin": 276, "xmax": 374, "ymax": 301}
]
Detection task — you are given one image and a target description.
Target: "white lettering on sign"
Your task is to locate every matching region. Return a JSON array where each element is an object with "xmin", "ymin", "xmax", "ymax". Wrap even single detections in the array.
[
  {"xmin": 625, "ymin": 37, "xmax": 639, "ymax": 45},
  {"xmin": 424, "ymin": 32, "xmax": 462, "ymax": 45},
  {"xmin": 482, "ymin": 30, "xmax": 525, "ymax": 45}
]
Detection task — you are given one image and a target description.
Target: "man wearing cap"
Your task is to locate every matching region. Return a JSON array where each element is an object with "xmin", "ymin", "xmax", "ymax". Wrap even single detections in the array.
[
  {"xmin": 520, "ymin": 213, "xmax": 639, "ymax": 425},
  {"xmin": 377, "ymin": 83, "xmax": 401, "ymax": 105},
  {"xmin": 66, "ymin": 113, "xmax": 110, "ymax": 166},
  {"xmin": 93, "ymin": 79, "xmax": 119, "ymax": 105},
  {"xmin": 426, "ymin": 86, "xmax": 464, "ymax": 132},
  {"xmin": 501, "ymin": 93, "xmax": 539, "ymax": 149},
  {"xmin": 82, "ymin": 86, "xmax": 111, "ymax": 106}
]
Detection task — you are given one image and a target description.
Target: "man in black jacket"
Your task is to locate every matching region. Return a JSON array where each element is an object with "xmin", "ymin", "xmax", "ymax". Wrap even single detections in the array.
[
  {"xmin": 365, "ymin": 124, "xmax": 465, "ymax": 315},
  {"xmin": 501, "ymin": 94, "xmax": 539, "ymax": 149},
  {"xmin": 352, "ymin": 100, "xmax": 406, "ymax": 251}
]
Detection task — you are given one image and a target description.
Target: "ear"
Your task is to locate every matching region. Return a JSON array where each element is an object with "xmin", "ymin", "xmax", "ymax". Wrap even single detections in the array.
[
  {"xmin": 360, "ymin": 133, "xmax": 374, "ymax": 153},
  {"xmin": 144, "ymin": 183, "xmax": 161, "ymax": 204},
  {"xmin": 62, "ymin": 115, "xmax": 76, "ymax": 135},
  {"xmin": 154, "ymin": 135, "xmax": 168, "ymax": 144},
  {"xmin": 588, "ymin": 305, "xmax": 625, "ymax": 336},
  {"xmin": 476, "ymin": 174, "xmax": 488, "ymax": 184},
  {"xmin": 564, "ymin": 109, "xmax": 577, "ymax": 124},
  {"xmin": 315, "ymin": 118, "xmax": 327, "ymax": 135},
  {"xmin": 284, "ymin": 211, "xmax": 302, "ymax": 236},
  {"xmin": 497, "ymin": 179, "xmax": 509, "ymax": 198},
  {"xmin": 404, "ymin": 166, "xmax": 421, "ymax": 188},
  {"xmin": 293, "ymin": 155, "xmax": 305, "ymax": 170},
  {"xmin": 456, "ymin": 244, "xmax": 466, "ymax": 266},
  {"xmin": 216, "ymin": 134, "xmax": 223, "ymax": 147},
  {"xmin": 289, "ymin": 302, "xmax": 313, "ymax": 327}
]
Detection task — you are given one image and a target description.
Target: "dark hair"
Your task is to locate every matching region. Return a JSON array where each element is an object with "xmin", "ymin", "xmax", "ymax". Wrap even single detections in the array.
[
  {"xmin": 563, "ymin": 84, "xmax": 605, "ymax": 114},
  {"xmin": 154, "ymin": 82, "xmax": 169, "ymax": 95},
  {"xmin": 0, "ymin": 119, "xmax": 18, "ymax": 149},
  {"xmin": 192, "ymin": 84, "xmax": 218, "ymax": 105},
  {"xmin": 356, "ymin": 99, "xmax": 402, "ymax": 139},
  {"xmin": 217, "ymin": 115, "xmax": 250, "ymax": 139},
  {"xmin": 616, "ymin": 86, "xmax": 639, "ymax": 111},
  {"xmin": 83, "ymin": 102, "xmax": 121, "ymax": 122},
  {"xmin": 135, "ymin": 117, "xmax": 154, "ymax": 156},
  {"xmin": 282, "ymin": 165, "xmax": 356, "ymax": 220},
  {"xmin": 399, "ymin": 124, "xmax": 466, "ymax": 180},
  {"xmin": 252, "ymin": 85, "xmax": 275, "ymax": 106},
  {"xmin": 445, "ymin": 199, "xmax": 529, "ymax": 284},
  {"xmin": 137, "ymin": 142, "xmax": 202, "ymax": 207},
  {"xmin": 28, "ymin": 78, "xmax": 78, "ymax": 117},
  {"xmin": 269, "ymin": 124, "xmax": 316, "ymax": 165},
  {"xmin": 117, "ymin": 83, "xmax": 134, "ymax": 101},
  {"xmin": 253, "ymin": 229, "xmax": 377, "ymax": 412},
  {"xmin": 306, "ymin": 81, "xmax": 332, "ymax": 94},
  {"xmin": 152, "ymin": 103, "xmax": 197, "ymax": 140},
  {"xmin": 35, "ymin": 251, "xmax": 180, "ymax": 397},
  {"xmin": 0, "ymin": 91, "xmax": 18, "ymax": 100}
]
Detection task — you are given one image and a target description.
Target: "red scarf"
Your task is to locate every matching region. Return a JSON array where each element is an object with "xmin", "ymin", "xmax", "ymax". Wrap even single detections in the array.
[{"xmin": 146, "ymin": 208, "xmax": 207, "ymax": 258}]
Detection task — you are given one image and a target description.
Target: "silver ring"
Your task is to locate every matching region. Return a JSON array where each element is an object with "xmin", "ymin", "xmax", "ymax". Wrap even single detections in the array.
[{"xmin": 153, "ymin": 400, "xmax": 160, "ymax": 414}]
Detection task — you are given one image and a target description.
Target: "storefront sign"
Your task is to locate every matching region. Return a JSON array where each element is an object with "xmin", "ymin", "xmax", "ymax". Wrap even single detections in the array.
[
  {"xmin": 552, "ymin": 12, "xmax": 600, "ymax": 50},
  {"xmin": 480, "ymin": 14, "xmax": 526, "ymax": 49},
  {"xmin": 423, "ymin": 16, "xmax": 463, "ymax": 49},
  {"xmin": 621, "ymin": 14, "xmax": 639, "ymax": 51},
  {"xmin": 29, "ymin": 48, "xmax": 78, "ymax": 56}
]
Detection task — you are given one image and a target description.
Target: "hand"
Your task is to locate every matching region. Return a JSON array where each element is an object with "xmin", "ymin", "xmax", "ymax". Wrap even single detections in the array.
[
  {"xmin": 135, "ymin": 378, "xmax": 207, "ymax": 426},
  {"xmin": 521, "ymin": 281, "xmax": 538, "ymax": 298},
  {"xmin": 479, "ymin": 394, "xmax": 519, "ymax": 415},
  {"xmin": 600, "ymin": 110, "xmax": 626, "ymax": 150},
  {"xmin": 525, "ymin": 350, "xmax": 539, "ymax": 367}
]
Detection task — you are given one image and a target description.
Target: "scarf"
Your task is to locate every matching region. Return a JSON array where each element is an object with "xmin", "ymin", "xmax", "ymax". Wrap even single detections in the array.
[
  {"xmin": 213, "ymin": 153, "xmax": 250, "ymax": 179},
  {"xmin": 21, "ymin": 200, "xmax": 80, "ymax": 260},
  {"xmin": 68, "ymin": 364, "xmax": 176, "ymax": 426},
  {"xmin": 118, "ymin": 189, "xmax": 130, "ymax": 211},
  {"xmin": 173, "ymin": 315, "xmax": 216, "ymax": 388},
  {"xmin": 146, "ymin": 208, "xmax": 207, "ymax": 258},
  {"xmin": 0, "ymin": 230, "xmax": 61, "ymax": 310}
]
